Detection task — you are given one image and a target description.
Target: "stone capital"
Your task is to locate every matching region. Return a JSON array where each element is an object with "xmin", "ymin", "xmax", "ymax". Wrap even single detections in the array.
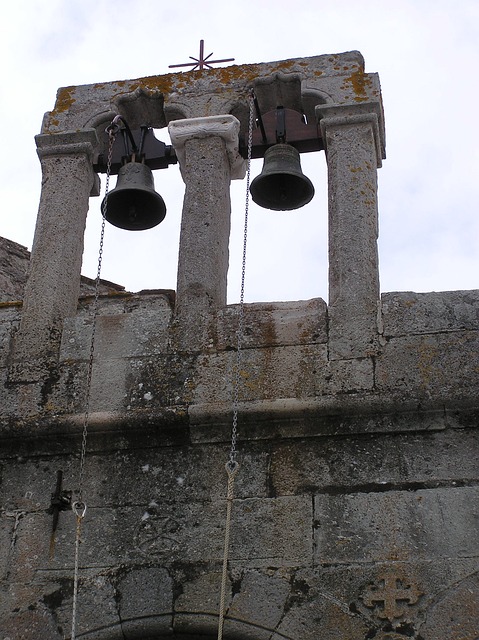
[
  {"xmin": 316, "ymin": 102, "xmax": 385, "ymax": 167},
  {"xmin": 35, "ymin": 128, "xmax": 99, "ymax": 161},
  {"xmin": 168, "ymin": 115, "xmax": 246, "ymax": 180}
]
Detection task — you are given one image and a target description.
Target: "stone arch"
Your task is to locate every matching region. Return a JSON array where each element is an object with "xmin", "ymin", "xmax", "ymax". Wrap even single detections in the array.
[{"xmin": 77, "ymin": 616, "xmax": 288, "ymax": 640}]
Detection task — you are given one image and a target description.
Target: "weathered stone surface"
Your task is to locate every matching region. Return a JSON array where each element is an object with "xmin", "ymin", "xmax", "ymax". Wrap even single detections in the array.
[
  {"xmin": 0, "ymin": 237, "xmax": 29, "ymax": 302},
  {"xmin": 227, "ymin": 570, "xmax": 291, "ymax": 635},
  {"xmin": 61, "ymin": 292, "xmax": 172, "ymax": 361},
  {"xmin": 41, "ymin": 51, "xmax": 380, "ymax": 135},
  {"xmin": 174, "ymin": 132, "xmax": 233, "ymax": 352},
  {"xmin": 118, "ymin": 566, "xmax": 173, "ymax": 636},
  {"xmin": 314, "ymin": 486, "xmax": 479, "ymax": 564},
  {"xmin": 0, "ymin": 307, "xmax": 20, "ymax": 367},
  {"xmin": 0, "ymin": 512, "xmax": 15, "ymax": 580},
  {"xmin": 419, "ymin": 570, "xmax": 479, "ymax": 640},
  {"xmin": 217, "ymin": 298, "xmax": 328, "ymax": 350},
  {"xmin": 376, "ymin": 330, "xmax": 479, "ymax": 404},
  {"xmin": 382, "ymin": 289, "xmax": 479, "ymax": 336},
  {"xmin": 11, "ymin": 133, "xmax": 98, "ymax": 376},
  {"xmin": 269, "ymin": 429, "xmax": 479, "ymax": 495},
  {"xmin": 194, "ymin": 344, "xmax": 327, "ymax": 406},
  {"xmin": 318, "ymin": 104, "xmax": 381, "ymax": 360},
  {"xmin": 0, "ymin": 51, "xmax": 477, "ymax": 640},
  {"xmin": 0, "ymin": 606, "xmax": 62, "ymax": 639}
]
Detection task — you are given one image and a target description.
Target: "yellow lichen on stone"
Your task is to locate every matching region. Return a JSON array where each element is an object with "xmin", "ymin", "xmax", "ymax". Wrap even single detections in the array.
[
  {"xmin": 341, "ymin": 69, "xmax": 372, "ymax": 102},
  {"xmin": 54, "ymin": 86, "xmax": 76, "ymax": 113}
]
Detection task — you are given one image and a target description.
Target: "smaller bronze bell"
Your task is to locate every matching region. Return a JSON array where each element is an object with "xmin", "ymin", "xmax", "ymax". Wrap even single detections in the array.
[
  {"xmin": 102, "ymin": 162, "xmax": 166, "ymax": 231},
  {"xmin": 250, "ymin": 144, "xmax": 315, "ymax": 211}
]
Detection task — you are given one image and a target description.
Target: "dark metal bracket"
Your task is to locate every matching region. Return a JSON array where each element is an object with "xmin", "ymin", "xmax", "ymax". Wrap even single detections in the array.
[
  {"xmin": 241, "ymin": 100, "xmax": 324, "ymax": 159},
  {"xmin": 93, "ymin": 125, "xmax": 177, "ymax": 175},
  {"xmin": 48, "ymin": 471, "xmax": 72, "ymax": 529}
]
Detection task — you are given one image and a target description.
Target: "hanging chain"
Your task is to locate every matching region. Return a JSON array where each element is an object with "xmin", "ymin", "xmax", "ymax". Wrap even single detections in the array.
[
  {"xmin": 70, "ymin": 120, "xmax": 118, "ymax": 640},
  {"xmin": 229, "ymin": 91, "xmax": 255, "ymax": 470},
  {"xmin": 217, "ymin": 92, "xmax": 255, "ymax": 640}
]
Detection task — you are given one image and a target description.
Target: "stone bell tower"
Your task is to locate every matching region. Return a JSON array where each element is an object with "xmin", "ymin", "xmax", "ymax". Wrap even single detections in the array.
[{"xmin": 0, "ymin": 51, "xmax": 477, "ymax": 639}]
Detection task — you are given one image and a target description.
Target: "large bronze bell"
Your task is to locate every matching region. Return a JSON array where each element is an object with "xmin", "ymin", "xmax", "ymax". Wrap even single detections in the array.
[
  {"xmin": 250, "ymin": 143, "xmax": 314, "ymax": 211},
  {"xmin": 102, "ymin": 161, "xmax": 166, "ymax": 231}
]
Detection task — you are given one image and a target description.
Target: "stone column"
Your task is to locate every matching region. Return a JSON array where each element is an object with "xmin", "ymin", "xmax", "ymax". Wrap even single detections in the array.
[
  {"xmin": 10, "ymin": 130, "xmax": 98, "ymax": 381},
  {"xmin": 316, "ymin": 102, "xmax": 384, "ymax": 360},
  {"xmin": 168, "ymin": 116, "xmax": 245, "ymax": 352}
]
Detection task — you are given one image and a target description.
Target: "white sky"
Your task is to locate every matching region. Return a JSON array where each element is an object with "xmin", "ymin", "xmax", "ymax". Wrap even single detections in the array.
[{"xmin": 1, "ymin": 0, "xmax": 478, "ymax": 304}]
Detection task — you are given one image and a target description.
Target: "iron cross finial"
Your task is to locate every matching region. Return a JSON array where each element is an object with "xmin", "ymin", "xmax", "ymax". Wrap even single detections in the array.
[{"xmin": 169, "ymin": 39, "xmax": 235, "ymax": 71}]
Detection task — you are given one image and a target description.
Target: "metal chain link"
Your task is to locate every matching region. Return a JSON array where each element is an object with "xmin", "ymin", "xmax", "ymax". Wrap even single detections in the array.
[
  {"xmin": 70, "ymin": 122, "xmax": 117, "ymax": 640},
  {"xmin": 217, "ymin": 92, "xmax": 255, "ymax": 640},
  {"xmin": 229, "ymin": 92, "xmax": 255, "ymax": 469}
]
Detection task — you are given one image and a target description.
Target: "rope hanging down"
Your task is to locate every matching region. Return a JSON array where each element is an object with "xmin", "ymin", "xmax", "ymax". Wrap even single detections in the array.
[
  {"xmin": 70, "ymin": 117, "xmax": 120, "ymax": 640},
  {"xmin": 217, "ymin": 92, "xmax": 255, "ymax": 640}
]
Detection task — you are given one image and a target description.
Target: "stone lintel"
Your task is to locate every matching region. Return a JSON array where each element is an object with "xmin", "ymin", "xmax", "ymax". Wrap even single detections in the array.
[
  {"xmin": 169, "ymin": 115, "xmax": 246, "ymax": 180},
  {"xmin": 40, "ymin": 52, "xmax": 381, "ymax": 137}
]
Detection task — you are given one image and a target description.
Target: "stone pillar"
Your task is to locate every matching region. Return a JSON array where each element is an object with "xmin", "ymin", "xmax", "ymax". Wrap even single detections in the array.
[
  {"xmin": 168, "ymin": 116, "xmax": 245, "ymax": 351},
  {"xmin": 316, "ymin": 102, "xmax": 384, "ymax": 360},
  {"xmin": 10, "ymin": 130, "xmax": 98, "ymax": 381}
]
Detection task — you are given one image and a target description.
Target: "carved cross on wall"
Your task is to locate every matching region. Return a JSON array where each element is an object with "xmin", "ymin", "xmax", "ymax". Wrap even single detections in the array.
[
  {"xmin": 169, "ymin": 39, "xmax": 235, "ymax": 71},
  {"xmin": 362, "ymin": 573, "xmax": 422, "ymax": 621}
]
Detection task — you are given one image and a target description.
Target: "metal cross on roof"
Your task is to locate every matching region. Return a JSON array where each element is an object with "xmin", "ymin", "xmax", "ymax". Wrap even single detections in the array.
[{"xmin": 169, "ymin": 39, "xmax": 235, "ymax": 71}]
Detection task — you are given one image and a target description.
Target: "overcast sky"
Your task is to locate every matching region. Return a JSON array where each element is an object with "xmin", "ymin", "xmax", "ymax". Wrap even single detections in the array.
[{"xmin": 1, "ymin": 0, "xmax": 478, "ymax": 304}]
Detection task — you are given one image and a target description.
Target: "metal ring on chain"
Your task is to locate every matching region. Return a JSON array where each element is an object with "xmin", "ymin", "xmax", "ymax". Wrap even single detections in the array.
[{"xmin": 72, "ymin": 501, "xmax": 87, "ymax": 519}]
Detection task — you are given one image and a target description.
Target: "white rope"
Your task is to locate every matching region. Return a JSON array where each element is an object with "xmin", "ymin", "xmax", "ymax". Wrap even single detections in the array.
[{"xmin": 217, "ymin": 92, "xmax": 255, "ymax": 640}]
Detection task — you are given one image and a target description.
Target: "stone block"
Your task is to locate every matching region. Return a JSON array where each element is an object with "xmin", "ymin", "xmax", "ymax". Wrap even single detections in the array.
[
  {"xmin": 328, "ymin": 303, "xmax": 380, "ymax": 361},
  {"xmin": 376, "ymin": 331, "xmax": 479, "ymax": 404},
  {"xmin": 43, "ymin": 52, "xmax": 375, "ymax": 133},
  {"xmin": 174, "ymin": 569, "xmax": 224, "ymax": 614},
  {"xmin": 270, "ymin": 429, "xmax": 479, "ymax": 495},
  {"xmin": 273, "ymin": 579, "xmax": 370, "ymax": 640},
  {"xmin": 173, "ymin": 569, "xmax": 225, "ymax": 637},
  {"xmin": 0, "ymin": 608, "xmax": 62, "ymax": 639},
  {"xmin": 319, "ymin": 356, "xmax": 374, "ymax": 394},
  {"xmin": 381, "ymin": 290, "xmax": 479, "ymax": 337},
  {"xmin": 0, "ymin": 514, "xmax": 14, "ymax": 580},
  {"xmin": 118, "ymin": 567, "xmax": 173, "ymax": 638},
  {"xmin": 7, "ymin": 511, "xmax": 52, "ymax": 582},
  {"xmin": 229, "ymin": 496, "xmax": 312, "ymax": 567},
  {"xmin": 0, "ymin": 315, "xmax": 19, "ymax": 367},
  {"xmin": 194, "ymin": 344, "xmax": 327, "ymax": 406},
  {"xmin": 49, "ymin": 572, "xmax": 121, "ymax": 639},
  {"xmin": 79, "ymin": 444, "xmax": 269, "ymax": 505},
  {"xmin": 227, "ymin": 570, "xmax": 290, "ymax": 634},
  {"xmin": 419, "ymin": 571, "xmax": 479, "ymax": 640},
  {"xmin": 217, "ymin": 299, "xmax": 328, "ymax": 350},
  {"xmin": 174, "ymin": 569, "xmax": 291, "ymax": 640},
  {"xmin": 61, "ymin": 294, "xmax": 172, "ymax": 362},
  {"xmin": 314, "ymin": 486, "xmax": 479, "ymax": 564}
]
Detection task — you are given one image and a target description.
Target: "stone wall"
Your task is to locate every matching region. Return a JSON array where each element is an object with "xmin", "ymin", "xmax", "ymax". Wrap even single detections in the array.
[{"xmin": 0, "ymin": 52, "xmax": 477, "ymax": 639}]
